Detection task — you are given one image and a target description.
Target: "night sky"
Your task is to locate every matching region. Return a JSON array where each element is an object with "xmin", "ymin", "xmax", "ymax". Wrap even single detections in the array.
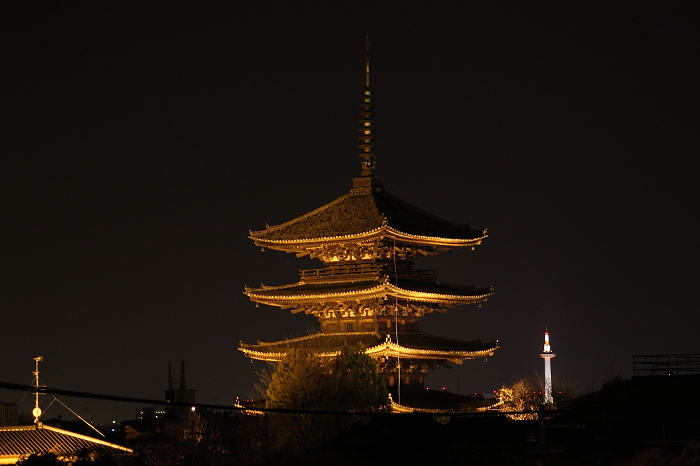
[{"xmin": 2, "ymin": 3, "xmax": 698, "ymax": 423}]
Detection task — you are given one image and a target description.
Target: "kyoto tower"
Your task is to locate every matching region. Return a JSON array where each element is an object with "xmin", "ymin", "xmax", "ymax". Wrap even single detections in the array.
[{"xmin": 539, "ymin": 330, "xmax": 556, "ymax": 404}]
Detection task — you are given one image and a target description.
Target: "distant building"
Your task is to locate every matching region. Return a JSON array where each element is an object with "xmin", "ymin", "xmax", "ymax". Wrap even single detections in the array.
[
  {"xmin": 135, "ymin": 407, "xmax": 166, "ymax": 420},
  {"xmin": 0, "ymin": 401, "xmax": 18, "ymax": 426},
  {"xmin": 132, "ymin": 360, "xmax": 196, "ymax": 427},
  {"xmin": 0, "ymin": 356, "xmax": 131, "ymax": 462},
  {"xmin": 164, "ymin": 360, "xmax": 196, "ymax": 420},
  {"xmin": 628, "ymin": 353, "xmax": 700, "ymax": 418}
]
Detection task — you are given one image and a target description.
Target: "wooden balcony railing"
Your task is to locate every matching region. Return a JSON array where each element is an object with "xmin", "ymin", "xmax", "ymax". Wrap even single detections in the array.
[{"xmin": 299, "ymin": 264, "xmax": 438, "ymax": 281}]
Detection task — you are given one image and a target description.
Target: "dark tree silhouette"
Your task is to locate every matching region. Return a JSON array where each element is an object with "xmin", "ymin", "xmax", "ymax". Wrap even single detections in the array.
[{"xmin": 263, "ymin": 345, "xmax": 388, "ymax": 453}]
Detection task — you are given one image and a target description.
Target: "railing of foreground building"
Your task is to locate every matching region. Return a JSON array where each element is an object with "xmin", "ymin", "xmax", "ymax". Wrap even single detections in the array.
[{"xmin": 632, "ymin": 353, "xmax": 700, "ymax": 376}]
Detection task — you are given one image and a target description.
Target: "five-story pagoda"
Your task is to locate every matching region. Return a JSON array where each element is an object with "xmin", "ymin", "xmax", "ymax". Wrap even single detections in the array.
[{"xmin": 240, "ymin": 40, "xmax": 498, "ymax": 390}]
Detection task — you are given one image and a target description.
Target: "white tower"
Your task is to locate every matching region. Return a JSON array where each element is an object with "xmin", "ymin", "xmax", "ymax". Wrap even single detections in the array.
[{"xmin": 539, "ymin": 330, "xmax": 556, "ymax": 404}]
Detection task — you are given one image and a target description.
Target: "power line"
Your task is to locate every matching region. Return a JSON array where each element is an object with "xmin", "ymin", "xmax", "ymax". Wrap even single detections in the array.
[
  {"xmin": 0, "ymin": 380, "xmax": 536, "ymax": 417},
  {"xmin": 0, "ymin": 380, "xmax": 238, "ymax": 412}
]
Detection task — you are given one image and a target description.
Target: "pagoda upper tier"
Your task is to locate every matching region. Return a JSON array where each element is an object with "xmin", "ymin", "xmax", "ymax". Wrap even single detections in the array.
[{"xmin": 249, "ymin": 178, "xmax": 487, "ymax": 261}]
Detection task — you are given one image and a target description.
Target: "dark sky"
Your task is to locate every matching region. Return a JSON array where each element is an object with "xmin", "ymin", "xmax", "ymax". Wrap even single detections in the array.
[{"xmin": 2, "ymin": 3, "xmax": 698, "ymax": 423}]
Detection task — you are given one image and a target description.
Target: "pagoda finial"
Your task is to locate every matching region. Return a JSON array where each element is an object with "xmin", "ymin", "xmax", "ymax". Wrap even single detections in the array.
[
  {"xmin": 358, "ymin": 36, "xmax": 376, "ymax": 177},
  {"xmin": 364, "ymin": 36, "xmax": 371, "ymax": 88}
]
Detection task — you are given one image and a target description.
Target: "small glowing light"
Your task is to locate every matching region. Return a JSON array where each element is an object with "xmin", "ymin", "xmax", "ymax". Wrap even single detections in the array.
[
  {"xmin": 191, "ymin": 406, "xmax": 196, "ymax": 412},
  {"xmin": 442, "ymin": 387, "xmax": 446, "ymax": 390}
]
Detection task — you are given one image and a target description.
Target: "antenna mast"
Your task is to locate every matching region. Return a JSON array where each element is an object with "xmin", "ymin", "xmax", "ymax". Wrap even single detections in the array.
[{"xmin": 32, "ymin": 356, "xmax": 45, "ymax": 424}]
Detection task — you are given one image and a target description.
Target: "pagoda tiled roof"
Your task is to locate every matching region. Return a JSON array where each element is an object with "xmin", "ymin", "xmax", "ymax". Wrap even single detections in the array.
[
  {"xmin": 239, "ymin": 331, "xmax": 498, "ymax": 362},
  {"xmin": 249, "ymin": 184, "xmax": 487, "ymax": 249},
  {"xmin": 0, "ymin": 424, "xmax": 132, "ymax": 461},
  {"xmin": 397, "ymin": 333, "xmax": 496, "ymax": 353},
  {"xmin": 241, "ymin": 332, "xmax": 384, "ymax": 353},
  {"xmin": 245, "ymin": 276, "xmax": 493, "ymax": 306}
]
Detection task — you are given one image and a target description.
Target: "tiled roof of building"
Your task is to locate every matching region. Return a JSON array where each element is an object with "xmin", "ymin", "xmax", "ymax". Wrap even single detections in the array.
[
  {"xmin": 249, "ymin": 184, "xmax": 486, "ymax": 248},
  {"xmin": 245, "ymin": 277, "xmax": 493, "ymax": 306},
  {"xmin": 249, "ymin": 278, "xmax": 383, "ymax": 297},
  {"xmin": 395, "ymin": 333, "xmax": 496, "ymax": 353},
  {"xmin": 387, "ymin": 277, "xmax": 492, "ymax": 297},
  {"xmin": 239, "ymin": 331, "xmax": 498, "ymax": 362},
  {"xmin": 241, "ymin": 332, "xmax": 384, "ymax": 352},
  {"xmin": 0, "ymin": 424, "xmax": 132, "ymax": 464}
]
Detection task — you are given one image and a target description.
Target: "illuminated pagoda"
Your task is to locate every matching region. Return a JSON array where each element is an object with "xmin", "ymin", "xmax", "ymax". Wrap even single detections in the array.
[{"xmin": 239, "ymin": 40, "xmax": 498, "ymax": 390}]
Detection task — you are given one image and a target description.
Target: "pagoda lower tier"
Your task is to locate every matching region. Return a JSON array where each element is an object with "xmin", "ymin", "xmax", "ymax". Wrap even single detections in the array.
[
  {"xmin": 239, "ymin": 331, "xmax": 499, "ymax": 388},
  {"xmin": 241, "ymin": 267, "xmax": 495, "ymax": 388}
]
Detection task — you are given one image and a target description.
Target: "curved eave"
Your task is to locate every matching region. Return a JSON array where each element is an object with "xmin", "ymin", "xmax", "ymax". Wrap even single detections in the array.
[
  {"xmin": 238, "ymin": 338, "xmax": 499, "ymax": 363},
  {"xmin": 385, "ymin": 283, "xmax": 492, "ymax": 305},
  {"xmin": 239, "ymin": 348, "xmax": 287, "ymax": 362},
  {"xmin": 244, "ymin": 281, "xmax": 493, "ymax": 307},
  {"xmin": 244, "ymin": 281, "xmax": 387, "ymax": 306},
  {"xmin": 238, "ymin": 331, "xmax": 378, "ymax": 362},
  {"xmin": 364, "ymin": 340, "xmax": 499, "ymax": 361},
  {"xmin": 249, "ymin": 226, "xmax": 487, "ymax": 252},
  {"xmin": 249, "ymin": 226, "xmax": 385, "ymax": 251},
  {"xmin": 383, "ymin": 226, "xmax": 487, "ymax": 248},
  {"xmin": 239, "ymin": 347, "xmax": 346, "ymax": 362},
  {"xmin": 239, "ymin": 331, "xmax": 377, "ymax": 348}
]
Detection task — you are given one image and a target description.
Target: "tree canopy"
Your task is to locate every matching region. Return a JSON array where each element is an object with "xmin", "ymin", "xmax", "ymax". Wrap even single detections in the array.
[
  {"xmin": 496, "ymin": 371, "xmax": 577, "ymax": 420},
  {"xmin": 266, "ymin": 345, "xmax": 388, "ymax": 412}
]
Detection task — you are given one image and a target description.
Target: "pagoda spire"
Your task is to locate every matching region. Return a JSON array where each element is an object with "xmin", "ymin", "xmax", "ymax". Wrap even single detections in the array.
[{"xmin": 358, "ymin": 36, "xmax": 376, "ymax": 177}]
